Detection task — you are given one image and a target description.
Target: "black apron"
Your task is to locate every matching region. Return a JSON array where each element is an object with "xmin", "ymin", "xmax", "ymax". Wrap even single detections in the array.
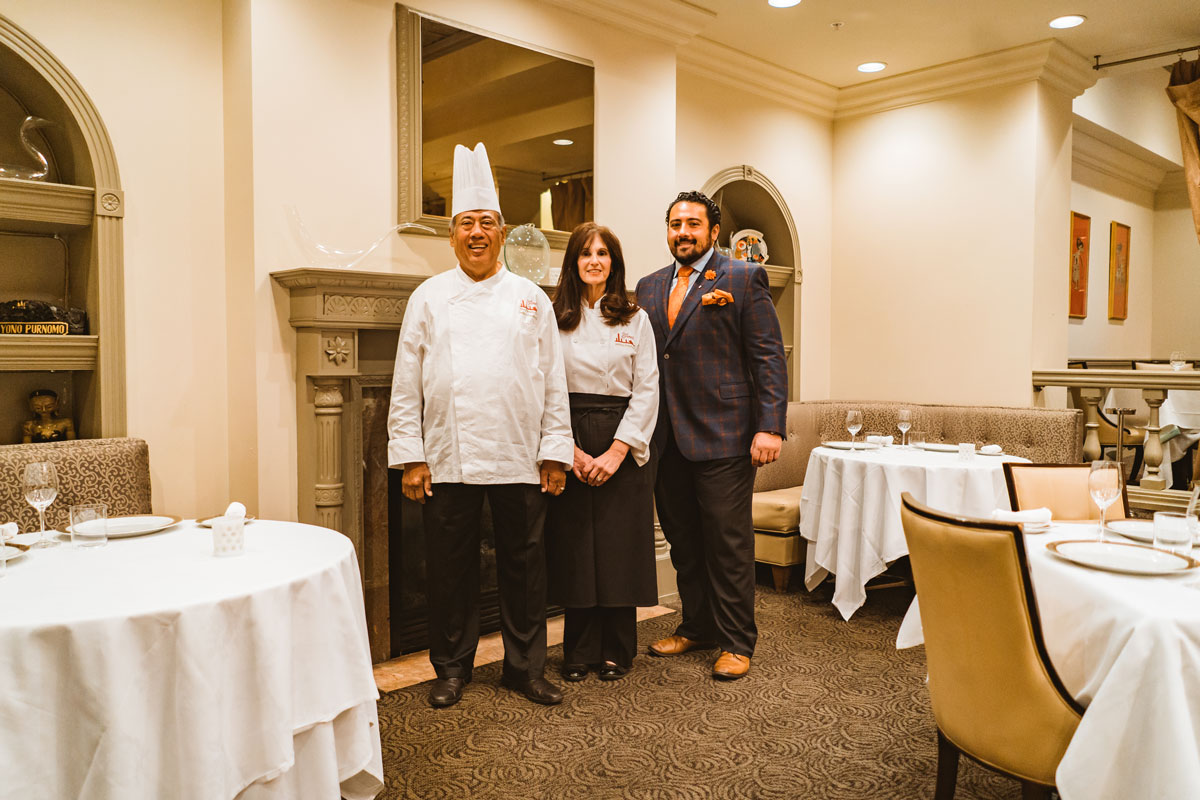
[{"xmin": 546, "ymin": 392, "xmax": 658, "ymax": 607}]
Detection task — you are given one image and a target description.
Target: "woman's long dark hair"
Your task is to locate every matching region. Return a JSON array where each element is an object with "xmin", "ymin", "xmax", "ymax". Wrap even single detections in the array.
[{"xmin": 553, "ymin": 222, "xmax": 639, "ymax": 331}]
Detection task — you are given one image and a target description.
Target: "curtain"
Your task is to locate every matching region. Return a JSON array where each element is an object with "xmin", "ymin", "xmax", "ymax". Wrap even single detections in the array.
[
  {"xmin": 550, "ymin": 176, "xmax": 593, "ymax": 232},
  {"xmin": 1167, "ymin": 58, "xmax": 1200, "ymax": 245}
]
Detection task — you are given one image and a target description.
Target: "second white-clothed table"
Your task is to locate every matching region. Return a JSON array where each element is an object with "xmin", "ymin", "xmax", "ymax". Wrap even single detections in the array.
[
  {"xmin": 800, "ymin": 444, "xmax": 1029, "ymax": 619},
  {"xmin": 0, "ymin": 519, "xmax": 382, "ymax": 800},
  {"xmin": 898, "ymin": 523, "xmax": 1200, "ymax": 800}
]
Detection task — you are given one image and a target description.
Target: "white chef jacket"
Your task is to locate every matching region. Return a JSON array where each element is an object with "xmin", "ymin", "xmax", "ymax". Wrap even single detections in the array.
[
  {"xmin": 559, "ymin": 305, "xmax": 659, "ymax": 466},
  {"xmin": 387, "ymin": 265, "xmax": 574, "ymax": 484}
]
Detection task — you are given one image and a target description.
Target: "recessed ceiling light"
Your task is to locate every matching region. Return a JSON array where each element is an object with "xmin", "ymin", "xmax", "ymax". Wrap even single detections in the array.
[
  {"xmin": 857, "ymin": 61, "xmax": 887, "ymax": 73},
  {"xmin": 768, "ymin": 0, "xmax": 802, "ymax": 7},
  {"xmin": 552, "ymin": 138, "xmax": 574, "ymax": 146},
  {"xmin": 1049, "ymin": 14, "xmax": 1085, "ymax": 29}
]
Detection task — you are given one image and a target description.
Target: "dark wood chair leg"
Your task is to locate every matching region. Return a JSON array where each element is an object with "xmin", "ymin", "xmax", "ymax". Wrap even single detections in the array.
[
  {"xmin": 1020, "ymin": 780, "xmax": 1053, "ymax": 799},
  {"xmin": 935, "ymin": 730, "xmax": 960, "ymax": 800},
  {"xmin": 770, "ymin": 565, "xmax": 790, "ymax": 592}
]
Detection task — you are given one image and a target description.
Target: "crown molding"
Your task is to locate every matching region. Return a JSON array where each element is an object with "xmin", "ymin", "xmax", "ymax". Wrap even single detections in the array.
[
  {"xmin": 542, "ymin": 0, "xmax": 716, "ymax": 47},
  {"xmin": 678, "ymin": 37, "xmax": 838, "ymax": 120},
  {"xmin": 836, "ymin": 40, "xmax": 1097, "ymax": 120},
  {"xmin": 1073, "ymin": 128, "xmax": 1168, "ymax": 195},
  {"xmin": 1155, "ymin": 170, "xmax": 1192, "ymax": 209}
]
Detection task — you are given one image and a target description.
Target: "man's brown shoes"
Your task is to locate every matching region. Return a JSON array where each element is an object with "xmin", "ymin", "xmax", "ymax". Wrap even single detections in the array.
[
  {"xmin": 648, "ymin": 635, "xmax": 714, "ymax": 657},
  {"xmin": 712, "ymin": 651, "xmax": 750, "ymax": 680}
]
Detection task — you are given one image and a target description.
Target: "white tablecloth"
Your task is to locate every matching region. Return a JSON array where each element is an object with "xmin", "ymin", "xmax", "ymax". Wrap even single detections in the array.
[
  {"xmin": 0, "ymin": 520, "xmax": 383, "ymax": 800},
  {"xmin": 799, "ymin": 445, "xmax": 1027, "ymax": 619},
  {"xmin": 898, "ymin": 524, "xmax": 1200, "ymax": 800}
]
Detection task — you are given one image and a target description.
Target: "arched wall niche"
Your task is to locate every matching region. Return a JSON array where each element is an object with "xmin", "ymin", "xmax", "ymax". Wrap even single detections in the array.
[
  {"xmin": 0, "ymin": 13, "xmax": 126, "ymax": 438},
  {"xmin": 701, "ymin": 165, "xmax": 801, "ymax": 398}
]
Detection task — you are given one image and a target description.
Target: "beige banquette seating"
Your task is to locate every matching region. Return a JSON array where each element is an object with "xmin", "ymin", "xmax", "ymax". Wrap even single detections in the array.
[
  {"xmin": 0, "ymin": 438, "xmax": 153, "ymax": 532},
  {"xmin": 752, "ymin": 402, "xmax": 1085, "ymax": 590}
]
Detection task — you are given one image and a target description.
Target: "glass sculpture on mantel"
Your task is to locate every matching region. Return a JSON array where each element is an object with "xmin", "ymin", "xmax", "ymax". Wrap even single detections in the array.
[
  {"xmin": 286, "ymin": 205, "xmax": 434, "ymax": 270},
  {"xmin": 503, "ymin": 223, "xmax": 550, "ymax": 283},
  {"xmin": 0, "ymin": 116, "xmax": 53, "ymax": 181}
]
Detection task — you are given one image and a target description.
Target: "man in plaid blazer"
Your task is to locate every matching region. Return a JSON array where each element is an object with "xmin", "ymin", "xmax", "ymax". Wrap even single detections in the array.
[{"xmin": 634, "ymin": 190, "xmax": 788, "ymax": 680}]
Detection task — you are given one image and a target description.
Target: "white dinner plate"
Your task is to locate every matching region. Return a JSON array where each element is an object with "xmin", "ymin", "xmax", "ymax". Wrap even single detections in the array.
[
  {"xmin": 196, "ymin": 515, "xmax": 256, "ymax": 528},
  {"xmin": 820, "ymin": 441, "xmax": 880, "ymax": 451},
  {"xmin": 1047, "ymin": 539, "xmax": 1199, "ymax": 575},
  {"xmin": 978, "ymin": 450, "xmax": 1007, "ymax": 457},
  {"xmin": 68, "ymin": 514, "xmax": 183, "ymax": 539},
  {"xmin": 919, "ymin": 442, "xmax": 960, "ymax": 453},
  {"xmin": 0, "ymin": 543, "xmax": 28, "ymax": 562},
  {"xmin": 1104, "ymin": 518, "xmax": 1155, "ymax": 544}
]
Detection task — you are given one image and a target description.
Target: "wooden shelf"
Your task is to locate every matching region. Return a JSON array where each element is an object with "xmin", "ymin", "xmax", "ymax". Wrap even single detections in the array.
[
  {"xmin": 0, "ymin": 334, "xmax": 98, "ymax": 371},
  {"xmin": 0, "ymin": 177, "xmax": 94, "ymax": 233}
]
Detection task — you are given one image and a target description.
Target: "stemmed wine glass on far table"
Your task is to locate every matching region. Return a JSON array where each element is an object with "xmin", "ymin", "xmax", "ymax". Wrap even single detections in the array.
[
  {"xmin": 897, "ymin": 409, "xmax": 912, "ymax": 448},
  {"xmin": 23, "ymin": 461, "xmax": 61, "ymax": 549},
  {"xmin": 1088, "ymin": 460, "xmax": 1121, "ymax": 540},
  {"xmin": 846, "ymin": 410, "xmax": 863, "ymax": 450}
]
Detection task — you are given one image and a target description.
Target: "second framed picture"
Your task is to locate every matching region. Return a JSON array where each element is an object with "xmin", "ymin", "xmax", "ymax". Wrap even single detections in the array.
[
  {"xmin": 1108, "ymin": 222, "xmax": 1131, "ymax": 321},
  {"xmin": 1069, "ymin": 212, "xmax": 1090, "ymax": 318}
]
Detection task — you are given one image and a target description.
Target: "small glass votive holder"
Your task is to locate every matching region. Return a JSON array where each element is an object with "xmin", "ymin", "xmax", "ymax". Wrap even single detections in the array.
[
  {"xmin": 957, "ymin": 442, "xmax": 976, "ymax": 461},
  {"xmin": 212, "ymin": 515, "xmax": 245, "ymax": 557},
  {"xmin": 908, "ymin": 430, "xmax": 926, "ymax": 449},
  {"xmin": 1154, "ymin": 511, "xmax": 1192, "ymax": 556},
  {"xmin": 69, "ymin": 503, "xmax": 108, "ymax": 548}
]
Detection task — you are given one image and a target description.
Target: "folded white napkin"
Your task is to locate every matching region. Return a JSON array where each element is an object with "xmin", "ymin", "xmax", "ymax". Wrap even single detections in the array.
[
  {"xmin": 991, "ymin": 507, "xmax": 1052, "ymax": 524},
  {"xmin": 866, "ymin": 435, "xmax": 894, "ymax": 446},
  {"xmin": 0, "ymin": 522, "xmax": 16, "ymax": 541},
  {"xmin": 224, "ymin": 501, "xmax": 247, "ymax": 519},
  {"xmin": 980, "ymin": 444, "xmax": 1003, "ymax": 455}
]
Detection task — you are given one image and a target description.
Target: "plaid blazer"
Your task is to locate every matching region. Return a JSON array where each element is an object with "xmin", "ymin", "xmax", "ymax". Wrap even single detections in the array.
[{"xmin": 635, "ymin": 251, "xmax": 788, "ymax": 462}]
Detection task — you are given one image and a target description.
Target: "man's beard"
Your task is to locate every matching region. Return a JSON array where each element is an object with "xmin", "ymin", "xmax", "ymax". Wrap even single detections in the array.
[{"xmin": 672, "ymin": 239, "xmax": 710, "ymax": 265}]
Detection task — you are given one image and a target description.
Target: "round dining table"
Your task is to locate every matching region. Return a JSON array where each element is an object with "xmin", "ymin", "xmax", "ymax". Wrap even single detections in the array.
[
  {"xmin": 0, "ymin": 519, "xmax": 382, "ymax": 800},
  {"xmin": 799, "ymin": 443, "xmax": 1029, "ymax": 619}
]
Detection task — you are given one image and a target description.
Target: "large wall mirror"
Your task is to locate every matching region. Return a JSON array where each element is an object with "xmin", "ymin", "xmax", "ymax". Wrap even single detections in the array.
[{"xmin": 395, "ymin": 4, "xmax": 594, "ymax": 248}]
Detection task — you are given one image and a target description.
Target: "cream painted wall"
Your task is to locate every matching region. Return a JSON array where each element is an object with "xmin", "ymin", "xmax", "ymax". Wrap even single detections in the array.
[
  {"xmin": 675, "ymin": 76, "xmax": 832, "ymax": 400},
  {"xmin": 3, "ymin": 1, "xmax": 232, "ymax": 517},
  {"xmin": 831, "ymin": 82, "xmax": 1054, "ymax": 406},
  {"xmin": 1067, "ymin": 179, "xmax": 1155, "ymax": 358},
  {"xmin": 1075, "ymin": 66, "xmax": 1182, "ymax": 165},
  {"xmin": 1151, "ymin": 191, "xmax": 1200, "ymax": 357}
]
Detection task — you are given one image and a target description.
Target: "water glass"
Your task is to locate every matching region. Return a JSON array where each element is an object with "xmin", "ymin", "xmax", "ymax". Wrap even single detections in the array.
[
  {"xmin": 897, "ymin": 409, "xmax": 912, "ymax": 447},
  {"xmin": 212, "ymin": 515, "xmax": 245, "ymax": 557},
  {"xmin": 908, "ymin": 430, "xmax": 926, "ymax": 449},
  {"xmin": 1170, "ymin": 350, "xmax": 1187, "ymax": 370},
  {"xmin": 70, "ymin": 503, "xmax": 108, "ymax": 548},
  {"xmin": 22, "ymin": 461, "xmax": 60, "ymax": 549},
  {"xmin": 846, "ymin": 410, "xmax": 863, "ymax": 448},
  {"xmin": 1154, "ymin": 511, "xmax": 1192, "ymax": 556},
  {"xmin": 1088, "ymin": 461, "xmax": 1121, "ymax": 538}
]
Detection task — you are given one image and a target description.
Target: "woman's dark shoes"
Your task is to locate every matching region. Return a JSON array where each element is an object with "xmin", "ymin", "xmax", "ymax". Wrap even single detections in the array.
[
  {"xmin": 598, "ymin": 662, "xmax": 628, "ymax": 681},
  {"xmin": 428, "ymin": 677, "xmax": 467, "ymax": 708},
  {"xmin": 561, "ymin": 663, "xmax": 589, "ymax": 682},
  {"xmin": 501, "ymin": 675, "xmax": 564, "ymax": 705}
]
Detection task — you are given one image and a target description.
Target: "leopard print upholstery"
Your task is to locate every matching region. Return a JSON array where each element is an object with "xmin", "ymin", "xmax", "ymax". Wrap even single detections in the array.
[
  {"xmin": 0, "ymin": 438, "xmax": 152, "ymax": 533},
  {"xmin": 754, "ymin": 402, "xmax": 1083, "ymax": 492}
]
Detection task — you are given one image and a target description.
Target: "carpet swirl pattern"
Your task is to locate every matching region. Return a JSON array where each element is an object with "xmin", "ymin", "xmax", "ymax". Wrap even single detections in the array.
[{"xmin": 378, "ymin": 584, "xmax": 1023, "ymax": 799}]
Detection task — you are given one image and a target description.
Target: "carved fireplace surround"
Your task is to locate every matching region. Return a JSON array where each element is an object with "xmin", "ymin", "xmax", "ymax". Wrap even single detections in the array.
[{"xmin": 272, "ymin": 266, "xmax": 675, "ymax": 662}]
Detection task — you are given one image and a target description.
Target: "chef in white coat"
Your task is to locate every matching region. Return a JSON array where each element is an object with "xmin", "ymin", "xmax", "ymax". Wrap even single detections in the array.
[{"xmin": 388, "ymin": 142, "xmax": 574, "ymax": 708}]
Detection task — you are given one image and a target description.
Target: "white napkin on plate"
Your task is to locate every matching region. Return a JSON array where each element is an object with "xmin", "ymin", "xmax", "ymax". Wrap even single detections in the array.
[
  {"xmin": 0, "ymin": 522, "xmax": 16, "ymax": 542},
  {"xmin": 866, "ymin": 435, "xmax": 894, "ymax": 446},
  {"xmin": 980, "ymin": 444, "xmax": 1003, "ymax": 455},
  {"xmin": 991, "ymin": 507, "xmax": 1052, "ymax": 524},
  {"xmin": 224, "ymin": 502, "xmax": 247, "ymax": 519}
]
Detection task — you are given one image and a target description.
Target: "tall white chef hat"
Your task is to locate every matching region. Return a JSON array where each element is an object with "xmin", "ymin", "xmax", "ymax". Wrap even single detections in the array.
[{"xmin": 451, "ymin": 142, "xmax": 500, "ymax": 218}]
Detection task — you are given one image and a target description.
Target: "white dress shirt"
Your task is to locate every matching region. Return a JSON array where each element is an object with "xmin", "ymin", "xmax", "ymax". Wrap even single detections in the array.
[
  {"xmin": 559, "ymin": 304, "xmax": 659, "ymax": 466},
  {"xmin": 387, "ymin": 266, "xmax": 574, "ymax": 484}
]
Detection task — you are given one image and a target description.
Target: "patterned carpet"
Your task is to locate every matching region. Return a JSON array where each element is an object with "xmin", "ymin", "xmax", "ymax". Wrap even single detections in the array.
[{"xmin": 377, "ymin": 582, "xmax": 1023, "ymax": 799}]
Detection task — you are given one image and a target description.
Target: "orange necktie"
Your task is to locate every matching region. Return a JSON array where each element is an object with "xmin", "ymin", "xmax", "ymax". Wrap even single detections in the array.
[{"xmin": 667, "ymin": 266, "xmax": 694, "ymax": 329}]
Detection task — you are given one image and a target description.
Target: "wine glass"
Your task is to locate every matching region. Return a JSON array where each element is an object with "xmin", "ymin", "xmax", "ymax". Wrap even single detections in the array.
[
  {"xmin": 1088, "ymin": 461, "xmax": 1121, "ymax": 540},
  {"xmin": 22, "ymin": 461, "xmax": 60, "ymax": 549},
  {"xmin": 846, "ymin": 410, "xmax": 863, "ymax": 449},
  {"xmin": 897, "ymin": 409, "xmax": 912, "ymax": 447},
  {"xmin": 1170, "ymin": 350, "xmax": 1187, "ymax": 371}
]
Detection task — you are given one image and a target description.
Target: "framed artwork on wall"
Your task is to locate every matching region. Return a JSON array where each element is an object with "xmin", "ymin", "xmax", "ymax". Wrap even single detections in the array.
[
  {"xmin": 1069, "ymin": 211, "xmax": 1090, "ymax": 318},
  {"xmin": 1108, "ymin": 221, "xmax": 1131, "ymax": 321}
]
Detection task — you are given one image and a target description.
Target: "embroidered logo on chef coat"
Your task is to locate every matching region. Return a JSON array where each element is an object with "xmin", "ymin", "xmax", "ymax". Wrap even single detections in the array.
[
  {"xmin": 518, "ymin": 299, "xmax": 538, "ymax": 315},
  {"xmin": 614, "ymin": 332, "xmax": 635, "ymax": 347}
]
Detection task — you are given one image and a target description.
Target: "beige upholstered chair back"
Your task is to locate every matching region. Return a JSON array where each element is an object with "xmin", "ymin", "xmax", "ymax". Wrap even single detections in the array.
[
  {"xmin": 0, "ymin": 438, "xmax": 152, "ymax": 532},
  {"xmin": 1003, "ymin": 462, "xmax": 1129, "ymax": 521},
  {"xmin": 900, "ymin": 493, "xmax": 1081, "ymax": 785}
]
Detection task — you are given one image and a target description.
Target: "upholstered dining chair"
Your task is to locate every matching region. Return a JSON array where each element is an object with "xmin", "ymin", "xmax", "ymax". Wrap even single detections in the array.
[
  {"xmin": 0, "ymin": 437, "xmax": 153, "ymax": 532},
  {"xmin": 899, "ymin": 493, "xmax": 1083, "ymax": 800},
  {"xmin": 1002, "ymin": 462, "xmax": 1129, "ymax": 522}
]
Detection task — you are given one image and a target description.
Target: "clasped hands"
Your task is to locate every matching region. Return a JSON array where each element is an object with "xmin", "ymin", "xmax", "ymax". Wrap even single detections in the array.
[
  {"xmin": 572, "ymin": 441, "xmax": 630, "ymax": 487},
  {"xmin": 402, "ymin": 461, "xmax": 569, "ymax": 502}
]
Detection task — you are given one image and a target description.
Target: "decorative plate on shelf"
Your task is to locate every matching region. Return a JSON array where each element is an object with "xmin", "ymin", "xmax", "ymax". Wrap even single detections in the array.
[{"xmin": 731, "ymin": 229, "xmax": 768, "ymax": 264}]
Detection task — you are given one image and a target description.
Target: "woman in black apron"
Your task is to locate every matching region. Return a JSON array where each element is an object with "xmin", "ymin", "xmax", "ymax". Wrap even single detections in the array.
[{"xmin": 546, "ymin": 222, "xmax": 659, "ymax": 681}]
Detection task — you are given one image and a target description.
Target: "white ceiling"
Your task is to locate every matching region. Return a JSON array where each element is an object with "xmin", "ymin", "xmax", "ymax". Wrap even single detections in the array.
[{"xmin": 692, "ymin": 0, "xmax": 1200, "ymax": 88}]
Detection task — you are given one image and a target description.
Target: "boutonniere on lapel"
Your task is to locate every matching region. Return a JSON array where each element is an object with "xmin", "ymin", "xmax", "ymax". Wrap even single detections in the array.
[
  {"xmin": 704, "ymin": 270, "xmax": 716, "ymax": 281},
  {"xmin": 701, "ymin": 289, "xmax": 734, "ymax": 306}
]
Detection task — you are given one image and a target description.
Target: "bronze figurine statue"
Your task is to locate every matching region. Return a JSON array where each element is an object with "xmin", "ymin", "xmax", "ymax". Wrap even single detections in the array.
[{"xmin": 22, "ymin": 389, "xmax": 75, "ymax": 443}]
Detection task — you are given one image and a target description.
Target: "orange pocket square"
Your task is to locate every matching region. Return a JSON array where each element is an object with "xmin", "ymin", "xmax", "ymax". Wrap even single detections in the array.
[{"xmin": 701, "ymin": 289, "xmax": 734, "ymax": 306}]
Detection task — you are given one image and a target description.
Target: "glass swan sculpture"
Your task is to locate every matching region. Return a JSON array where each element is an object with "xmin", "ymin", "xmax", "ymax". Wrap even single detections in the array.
[
  {"xmin": 286, "ymin": 205, "xmax": 435, "ymax": 269},
  {"xmin": 0, "ymin": 116, "xmax": 53, "ymax": 181}
]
